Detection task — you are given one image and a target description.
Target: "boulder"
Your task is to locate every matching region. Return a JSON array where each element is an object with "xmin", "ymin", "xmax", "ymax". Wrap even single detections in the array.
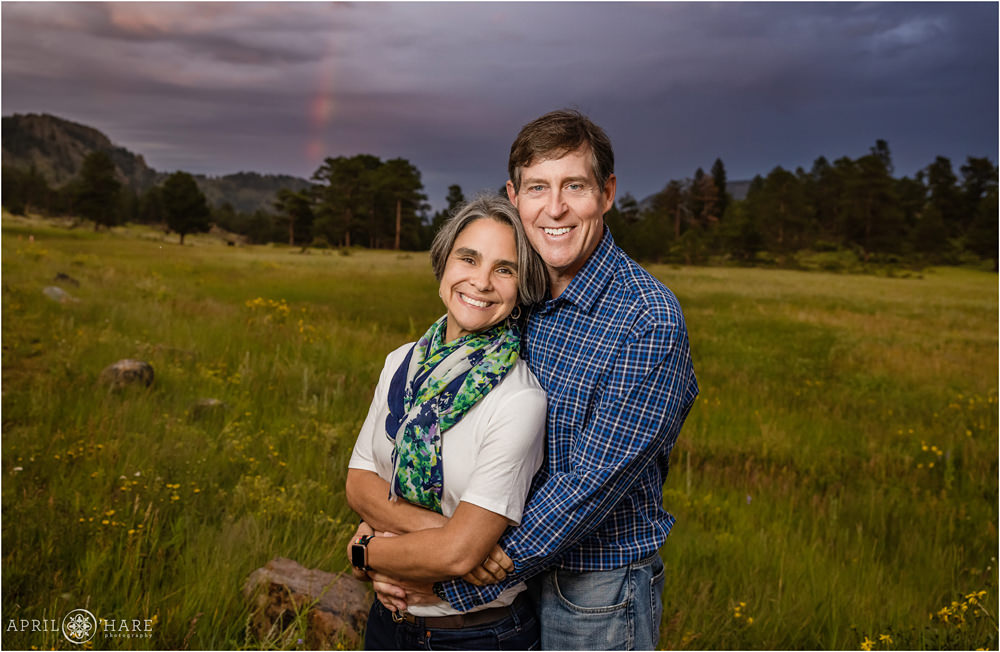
[
  {"xmin": 42, "ymin": 286, "xmax": 77, "ymax": 303},
  {"xmin": 244, "ymin": 558, "xmax": 371, "ymax": 650},
  {"xmin": 189, "ymin": 398, "xmax": 226, "ymax": 424},
  {"xmin": 99, "ymin": 359, "xmax": 154, "ymax": 389}
]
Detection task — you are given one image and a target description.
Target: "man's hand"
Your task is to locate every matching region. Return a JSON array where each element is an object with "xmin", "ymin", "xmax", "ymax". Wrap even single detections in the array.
[
  {"xmin": 462, "ymin": 543, "xmax": 513, "ymax": 586},
  {"xmin": 346, "ymin": 521, "xmax": 376, "ymax": 582}
]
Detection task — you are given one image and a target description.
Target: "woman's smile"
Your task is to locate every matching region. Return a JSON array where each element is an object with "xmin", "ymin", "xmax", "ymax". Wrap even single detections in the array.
[
  {"xmin": 440, "ymin": 218, "xmax": 520, "ymax": 343},
  {"xmin": 458, "ymin": 293, "xmax": 493, "ymax": 309}
]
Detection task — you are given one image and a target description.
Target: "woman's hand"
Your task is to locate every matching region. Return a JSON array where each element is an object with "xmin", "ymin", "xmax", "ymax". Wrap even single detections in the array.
[
  {"xmin": 347, "ymin": 526, "xmax": 436, "ymax": 611},
  {"xmin": 370, "ymin": 571, "xmax": 408, "ymax": 613},
  {"xmin": 370, "ymin": 571, "xmax": 439, "ymax": 612},
  {"xmin": 461, "ymin": 543, "xmax": 514, "ymax": 586}
]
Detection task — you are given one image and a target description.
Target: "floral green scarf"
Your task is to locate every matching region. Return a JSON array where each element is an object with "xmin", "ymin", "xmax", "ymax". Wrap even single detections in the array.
[{"xmin": 384, "ymin": 315, "xmax": 520, "ymax": 513}]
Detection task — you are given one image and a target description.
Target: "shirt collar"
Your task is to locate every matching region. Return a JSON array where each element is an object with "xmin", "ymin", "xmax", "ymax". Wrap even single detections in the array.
[{"xmin": 543, "ymin": 226, "xmax": 616, "ymax": 313}]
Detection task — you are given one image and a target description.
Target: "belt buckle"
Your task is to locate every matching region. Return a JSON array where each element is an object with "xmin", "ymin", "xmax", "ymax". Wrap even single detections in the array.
[{"xmin": 391, "ymin": 609, "xmax": 404, "ymax": 624}]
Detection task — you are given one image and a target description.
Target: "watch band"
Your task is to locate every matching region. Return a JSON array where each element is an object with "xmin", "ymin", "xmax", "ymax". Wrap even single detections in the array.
[{"xmin": 351, "ymin": 534, "xmax": 375, "ymax": 571}]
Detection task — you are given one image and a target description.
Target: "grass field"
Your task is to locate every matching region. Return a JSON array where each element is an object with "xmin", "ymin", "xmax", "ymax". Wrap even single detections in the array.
[{"xmin": 2, "ymin": 213, "xmax": 997, "ymax": 650}]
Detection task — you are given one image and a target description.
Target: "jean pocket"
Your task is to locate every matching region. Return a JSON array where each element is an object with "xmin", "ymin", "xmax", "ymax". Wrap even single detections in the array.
[
  {"xmin": 649, "ymin": 559, "xmax": 665, "ymax": 644},
  {"xmin": 551, "ymin": 567, "xmax": 630, "ymax": 614}
]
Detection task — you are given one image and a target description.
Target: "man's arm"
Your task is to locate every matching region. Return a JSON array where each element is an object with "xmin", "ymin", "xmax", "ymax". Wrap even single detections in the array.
[{"xmin": 437, "ymin": 321, "xmax": 698, "ymax": 611}]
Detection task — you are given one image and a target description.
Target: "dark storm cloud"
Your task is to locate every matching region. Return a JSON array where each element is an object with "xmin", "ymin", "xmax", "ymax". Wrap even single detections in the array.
[{"xmin": 2, "ymin": 2, "xmax": 996, "ymax": 210}]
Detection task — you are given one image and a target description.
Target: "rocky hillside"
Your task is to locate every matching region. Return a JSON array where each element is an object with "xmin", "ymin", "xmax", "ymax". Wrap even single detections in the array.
[
  {"xmin": 2, "ymin": 113, "xmax": 310, "ymax": 213},
  {"xmin": 2, "ymin": 113, "xmax": 160, "ymax": 190}
]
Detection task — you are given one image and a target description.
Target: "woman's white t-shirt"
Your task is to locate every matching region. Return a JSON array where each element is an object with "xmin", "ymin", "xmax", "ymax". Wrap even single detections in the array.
[{"xmin": 349, "ymin": 342, "xmax": 546, "ymax": 617}]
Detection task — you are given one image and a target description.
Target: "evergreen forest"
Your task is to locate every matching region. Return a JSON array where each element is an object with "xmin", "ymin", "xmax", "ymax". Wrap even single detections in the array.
[{"xmin": 3, "ymin": 139, "xmax": 996, "ymax": 271}]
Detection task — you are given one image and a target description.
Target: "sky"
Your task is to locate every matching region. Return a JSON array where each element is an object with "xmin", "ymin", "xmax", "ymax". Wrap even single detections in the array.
[{"xmin": 2, "ymin": 1, "xmax": 997, "ymax": 212}]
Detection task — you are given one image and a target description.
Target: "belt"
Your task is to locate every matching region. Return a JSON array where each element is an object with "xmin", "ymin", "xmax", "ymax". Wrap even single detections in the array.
[{"xmin": 390, "ymin": 594, "xmax": 525, "ymax": 630}]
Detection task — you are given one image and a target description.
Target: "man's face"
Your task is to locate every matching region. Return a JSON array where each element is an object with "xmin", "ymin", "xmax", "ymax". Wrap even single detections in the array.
[{"xmin": 507, "ymin": 146, "xmax": 615, "ymax": 293}]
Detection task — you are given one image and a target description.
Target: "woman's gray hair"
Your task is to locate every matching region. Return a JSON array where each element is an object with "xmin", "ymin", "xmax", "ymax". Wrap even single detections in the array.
[{"xmin": 430, "ymin": 194, "xmax": 548, "ymax": 306}]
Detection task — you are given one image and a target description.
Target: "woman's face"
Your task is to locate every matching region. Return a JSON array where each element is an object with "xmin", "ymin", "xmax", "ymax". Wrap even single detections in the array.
[{"xmin": 440, "ymin": 218, "xmax": 520, "ymax": 343}]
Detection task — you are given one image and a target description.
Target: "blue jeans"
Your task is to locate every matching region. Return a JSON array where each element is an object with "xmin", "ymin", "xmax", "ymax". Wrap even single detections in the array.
[
  {"xmin": 529, "ymin": 554, "xmax": 665, "ymax": 650},
  {"xmin": 364, "ymin": 595, "xmax": 540, "ymax": 650}
]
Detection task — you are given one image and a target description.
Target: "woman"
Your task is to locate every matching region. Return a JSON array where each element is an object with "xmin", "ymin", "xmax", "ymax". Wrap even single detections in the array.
[{"xmin": 345, "ymin": 195, "xmax": 549, "ymax": 650}]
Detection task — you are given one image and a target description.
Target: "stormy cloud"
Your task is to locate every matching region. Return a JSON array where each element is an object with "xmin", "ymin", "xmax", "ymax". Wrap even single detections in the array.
[{"xmin": 3, "ymin": 2, "xmax": 996, "ymax": 210}]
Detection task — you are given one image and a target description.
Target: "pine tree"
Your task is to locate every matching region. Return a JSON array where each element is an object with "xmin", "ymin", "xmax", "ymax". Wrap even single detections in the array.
[
  {"xmin": 162, "ymin": 171, "xmax": 211, "ymax": 244},
  {"xmin": 274, "ymin": 188, "xmax": 314, "ymax": 246},
  {"xmin": 75, "ymin": 151, "xmax": 121, "ymax": 230},
  {"xmin": 711, "ymin": 158, "xmax": 730, "ymax": 218},
  {"xmin": 924, "ymin": 156, "xmax": 963, "ymax": 238}
]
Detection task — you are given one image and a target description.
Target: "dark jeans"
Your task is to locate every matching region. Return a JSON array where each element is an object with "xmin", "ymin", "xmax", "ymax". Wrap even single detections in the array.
[{"xmin": 364, "ymin": 594, "xmax": 540, "ymax": 650}]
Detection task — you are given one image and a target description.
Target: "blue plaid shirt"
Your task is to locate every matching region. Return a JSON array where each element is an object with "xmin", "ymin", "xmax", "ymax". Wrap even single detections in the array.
[{"xmin": 437, "ymin": 228, "xmax": 698, "ymax": 612}]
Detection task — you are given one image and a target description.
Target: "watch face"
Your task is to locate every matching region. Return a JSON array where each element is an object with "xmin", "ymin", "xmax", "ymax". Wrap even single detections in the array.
[{"xmin": 351, "ymin": 543, "xmax": 367, "ymax": 569}]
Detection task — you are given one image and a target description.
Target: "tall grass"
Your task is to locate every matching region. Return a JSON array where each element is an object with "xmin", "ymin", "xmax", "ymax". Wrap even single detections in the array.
[
  {"xmin": 2, "ymin": 214, "xmax": 996, "ymax": 650},
  {"xmin": 656, "ymin": 264, "xmax": 997, "ymax": 650}
]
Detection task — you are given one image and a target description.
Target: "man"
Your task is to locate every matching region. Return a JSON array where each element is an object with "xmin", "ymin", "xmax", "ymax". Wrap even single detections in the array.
[{"xmin": 367, "ymin": 109, "xmax": 698, "ymax": 650}]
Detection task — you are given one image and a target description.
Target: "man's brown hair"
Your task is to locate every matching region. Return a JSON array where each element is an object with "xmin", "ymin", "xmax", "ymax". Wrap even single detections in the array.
[{"xmin": 508, "ymin": 109, "xmax": 615, "ymax": 193}]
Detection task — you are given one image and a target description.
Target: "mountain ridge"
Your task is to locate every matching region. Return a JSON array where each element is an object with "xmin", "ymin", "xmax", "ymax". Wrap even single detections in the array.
[{"xmin": 2, "ymin": 113, "xmax": 310, "ymax": 214}]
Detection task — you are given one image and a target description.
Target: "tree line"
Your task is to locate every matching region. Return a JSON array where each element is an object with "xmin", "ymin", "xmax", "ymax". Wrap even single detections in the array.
[
  {"xmin": 3, "ymin": 141, "xmax": 996, "ymax": 268},
  {"xmin": 3, "ymin": 153, "xmax": 213, "ymax": 245},
  {"xmin": 606, "ymin": 141, "xmax": 997, "ymax": 269},
  {"xmin": 2, "ymin": 151, "xmax": 440, "ymax": 249}
]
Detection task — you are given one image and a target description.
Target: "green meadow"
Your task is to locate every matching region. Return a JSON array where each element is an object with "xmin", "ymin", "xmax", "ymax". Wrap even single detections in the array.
[{"xmin": 2, "ymin": 213, "xmax": 996, "ymax": 650}]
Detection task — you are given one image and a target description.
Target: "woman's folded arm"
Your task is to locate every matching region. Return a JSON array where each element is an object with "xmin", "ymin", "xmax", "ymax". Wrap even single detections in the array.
[
  {"xmin": 346, "ymin": 468, "xmax": 448, "ymax": 534},
  {"xmin": 363, "ymin": 500, "xmax": 510, "ymax": 582}
]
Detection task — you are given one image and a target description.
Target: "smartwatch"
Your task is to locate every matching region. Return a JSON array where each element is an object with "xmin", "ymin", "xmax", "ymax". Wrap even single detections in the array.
[{"xmin": 351, "ymin": 534, "xmax": 374, "ymax": 571}]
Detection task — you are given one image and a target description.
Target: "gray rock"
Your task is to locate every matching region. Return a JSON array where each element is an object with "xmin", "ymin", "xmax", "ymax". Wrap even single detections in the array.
[
  {"xmin": 190, "ymin": 398, "xmax": 226, "ymax": 423},
  {"xmin": 99, "ymin": 359, "xmax": 154, "ymax": 389},
  {"xmin": 244, "ymin": 557, "xmax": 371, "ymax": 650},
  {"xmin": 42, "ymin": 286, "xmax": 77, "ymax": 303}
]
